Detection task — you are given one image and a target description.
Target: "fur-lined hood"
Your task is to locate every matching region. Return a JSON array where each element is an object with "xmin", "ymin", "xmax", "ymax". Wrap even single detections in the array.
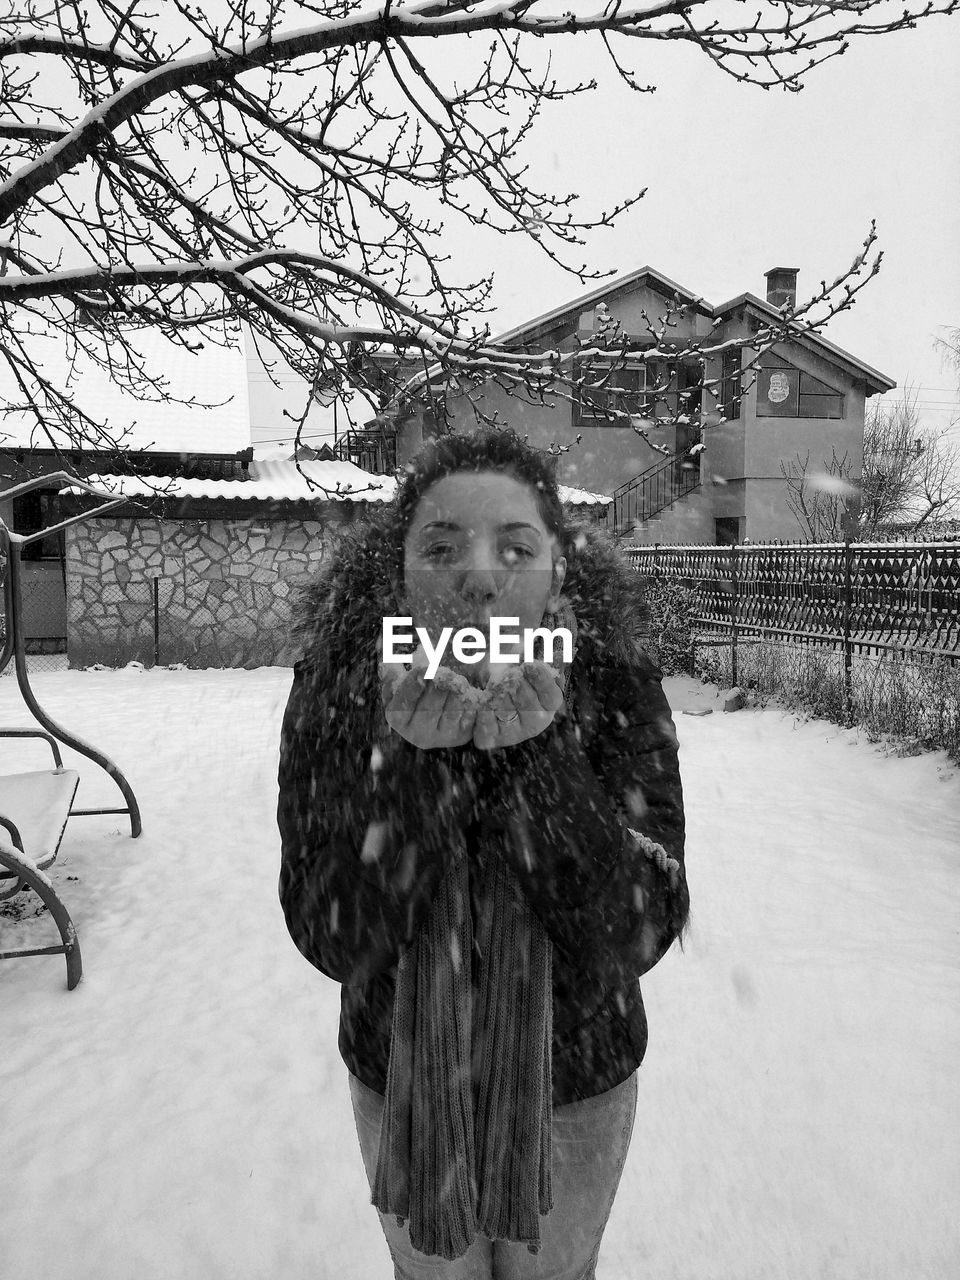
[{"xmin": 291, "ymin": 506, "xmax": 651, "ymax": 690}]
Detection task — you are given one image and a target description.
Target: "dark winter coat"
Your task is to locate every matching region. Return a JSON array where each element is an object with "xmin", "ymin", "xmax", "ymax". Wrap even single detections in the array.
[{"xmin": 277, "ymin": 511, "xmax": 689, "ymax": 1106}]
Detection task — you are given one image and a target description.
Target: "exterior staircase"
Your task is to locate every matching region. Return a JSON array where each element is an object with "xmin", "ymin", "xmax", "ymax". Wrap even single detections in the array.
[{"xmin": 611, "ymin": 447, "xmax": 703, "ymax": 538}]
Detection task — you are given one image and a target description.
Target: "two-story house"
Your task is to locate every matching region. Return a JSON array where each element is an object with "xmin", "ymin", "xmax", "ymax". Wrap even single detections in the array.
[{"xmin": 387, "ymin": 266, "xmax": 895, "ymax": 544}]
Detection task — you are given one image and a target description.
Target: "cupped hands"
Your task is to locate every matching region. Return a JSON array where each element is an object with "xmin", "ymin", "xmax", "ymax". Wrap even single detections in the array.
[{"xmin": 380, "ymin": 660, "xmax": 565, "ymax": 751}]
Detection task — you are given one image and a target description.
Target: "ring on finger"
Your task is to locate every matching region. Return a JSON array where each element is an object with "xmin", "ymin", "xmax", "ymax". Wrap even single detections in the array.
[{"xmin": 495, "ymin": 710, "xmax": 520, "ymax": 724}]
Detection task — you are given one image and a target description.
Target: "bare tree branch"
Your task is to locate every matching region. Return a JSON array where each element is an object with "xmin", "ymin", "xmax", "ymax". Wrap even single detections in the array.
[
  {"xmin": 911, "ymin": 431, "xmax": 960, "ymax": 532},
  {"xmin": 781, "ymin": 447, "xmax": 859, "ymax": 542},
  {"xmin": 785, "ymin": 387, "xmax": 960, "ymax": 540},
  {"xmin": 0, "ymin": 0, "xmax": 955, "ymax": 458},
  {"xmin": 860, "ymin": 388, "xmax": 926, "ymax": 533}
]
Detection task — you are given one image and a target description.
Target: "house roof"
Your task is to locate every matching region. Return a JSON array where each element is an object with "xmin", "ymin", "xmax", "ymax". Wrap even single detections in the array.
[
  {"xmin": 400, "ymin": 266, "xmax": 895, "ymax": 399},
  {"xmin": 713, "ymin": 292, "xmax": 896, "ymax": 394},
  {"xmin": 66, "ymin": 458, "xmax": 396, "ymax": 504},
  {"xmin": 556, "ymin": 483, "xmax": 611, "ymax": 507},
  {"xmin": 493, "ymin": 266, "xmax": 711, "ymax": 347},
  {"xmin": 63, "ymin": 460, "xmax": 611, "ymax": 508},
  {"xmin": 398, "ymin": 266, "xmax": 708, "ymax": 399},
  {"xmin": 0, "ymin": 326, "xmax": 252, "ymax": 455}
]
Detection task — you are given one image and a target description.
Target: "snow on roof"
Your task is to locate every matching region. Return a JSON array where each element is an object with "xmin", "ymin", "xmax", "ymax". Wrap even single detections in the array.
[
  {"xmin": 64, "ymin": 458, "xmax": 395, "ymax": 504},
  {"xmin": 62, "ymin": 460, "xmax": 610, "ymax": 508},
  {"xmin": 401, "ymin": 266, "xmax": 895, "ymax": 397},
  {"xmin": 493, "ymin": 265, "xmax": 709, "ymax": 347},
  {"xmin": 253, "ymin": 459, "xmax": 396, "ymax": 501},
  {"xmin": 712, "ymin": 292, "xmax": 895, "ymax": 394},
  {"xmin": 251, "ymin": 443, "xmax": 300, "ymax": 462},
  {"xmin": 556, "ymin": 484, "xmax": 611, "ymax": 507},
  {"xmin": 0, "ymin": 326, "xmax": 252, "ymax": 455},
  {"xmin": 400, "ymin": 266, "xmax": 709, "ymax": 396}
]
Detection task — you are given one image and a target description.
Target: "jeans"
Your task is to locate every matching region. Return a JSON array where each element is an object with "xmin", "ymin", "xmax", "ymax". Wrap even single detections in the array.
[{"xmin": 348, "ymin": 1070, "xmax": 638, "ymax": 1280}]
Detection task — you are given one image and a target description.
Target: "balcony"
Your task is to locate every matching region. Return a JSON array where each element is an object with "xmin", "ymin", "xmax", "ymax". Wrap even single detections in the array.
[{"xmin": 333, "ymin": 423, "xmax": 398, "ymax": 475}]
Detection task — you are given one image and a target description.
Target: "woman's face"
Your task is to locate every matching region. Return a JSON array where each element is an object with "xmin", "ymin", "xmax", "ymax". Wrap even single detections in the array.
[{"xmin": 401, "ymin": 469, "xmax": 566, "ymax": 658}]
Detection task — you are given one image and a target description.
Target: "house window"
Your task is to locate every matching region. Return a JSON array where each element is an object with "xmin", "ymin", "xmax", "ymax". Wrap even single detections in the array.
[
  {"xmin": 756, "ymin": 352, "xmax": 843, "ymax": 419},
  {"xmin": 12, "ymin": 489, "xmax": 65, "ymax": 563},
  {"xmin": 676, "ymin": 361, "xmax": 703, "ymax": 418},
  {"xmin": 576, "ymin": 357, "xmax": 652, "ymax": 426},
  {"xmin": 720, "ymin": 347, "xmax": 742, "ymax": 421}
]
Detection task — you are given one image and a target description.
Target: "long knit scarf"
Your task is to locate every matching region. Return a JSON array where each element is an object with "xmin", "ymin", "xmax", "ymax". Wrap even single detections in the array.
[{"xmin": 372, "ymin": 603, "xmax": 577, "ymax": 1260}]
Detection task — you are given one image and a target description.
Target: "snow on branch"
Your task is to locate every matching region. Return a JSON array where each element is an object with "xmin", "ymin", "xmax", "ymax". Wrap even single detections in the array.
[{"xmin": 0, "ymin": 0, "xmax": 954, "ymax": 453}]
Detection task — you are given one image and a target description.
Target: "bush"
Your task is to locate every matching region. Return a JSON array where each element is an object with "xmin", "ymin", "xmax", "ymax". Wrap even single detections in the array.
[{"xmin": 637, "ymin": 576, "xmax": 698, "ymax": 675}]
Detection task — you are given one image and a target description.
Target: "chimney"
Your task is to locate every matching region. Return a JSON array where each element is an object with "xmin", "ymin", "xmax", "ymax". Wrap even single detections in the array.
[{"xmin": 764, "ymin": 266, "xmax": 799, "ymax": 312}]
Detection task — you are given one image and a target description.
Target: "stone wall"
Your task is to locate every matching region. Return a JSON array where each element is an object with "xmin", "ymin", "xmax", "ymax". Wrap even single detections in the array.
[{"xmin": 65, "ymin": 514, "xmax": 336, "ymax": 669}]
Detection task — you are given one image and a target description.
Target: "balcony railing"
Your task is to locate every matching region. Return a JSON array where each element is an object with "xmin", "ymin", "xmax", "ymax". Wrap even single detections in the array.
[{"xmin": 333, "ymin": 425, "xmax": 397, "ymax": 475}]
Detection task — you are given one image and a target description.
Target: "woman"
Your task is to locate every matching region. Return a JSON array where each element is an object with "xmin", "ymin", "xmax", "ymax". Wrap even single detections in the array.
[{"xmin": 278, "ymin": 427, "xmax": 689, "ymax": 1279}]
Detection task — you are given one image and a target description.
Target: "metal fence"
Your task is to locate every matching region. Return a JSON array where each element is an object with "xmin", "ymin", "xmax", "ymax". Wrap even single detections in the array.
[
  {"xmin": 1, "ymin": 552, "xmax": 67, "ymax": 674},
  {"xmin": 627, "ymin": 539, "xmax": 960, "ymax": 691}
]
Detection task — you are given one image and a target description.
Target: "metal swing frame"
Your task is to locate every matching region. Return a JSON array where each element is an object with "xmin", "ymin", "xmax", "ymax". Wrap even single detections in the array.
[{"xmin": 0, "ymin": 473, "xmax": 143, "ymax": 987}]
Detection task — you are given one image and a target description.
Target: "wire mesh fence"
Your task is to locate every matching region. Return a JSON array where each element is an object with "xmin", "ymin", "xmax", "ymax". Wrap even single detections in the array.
[
  {"xmin": 63, "ymin": 567, "xmax": 302, "ymax": 670},
  {"xmin": 1, "ymin": 553, "xmax": 69, "ymax": 674},
  {"xmin": 691, "ymin": 634, "xmax": 960, "ymax": 760}
]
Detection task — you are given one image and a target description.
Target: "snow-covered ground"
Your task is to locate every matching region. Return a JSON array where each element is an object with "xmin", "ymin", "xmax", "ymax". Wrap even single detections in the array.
[{"xmin": 1, "ymin": 668, "xmax": 958, "ymax": 1280}]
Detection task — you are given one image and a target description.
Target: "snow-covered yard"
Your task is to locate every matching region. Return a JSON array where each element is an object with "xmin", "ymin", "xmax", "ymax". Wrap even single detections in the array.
[{"xmin": 1, "ymin": 668, "xmax": 958, "ymax": 1280}]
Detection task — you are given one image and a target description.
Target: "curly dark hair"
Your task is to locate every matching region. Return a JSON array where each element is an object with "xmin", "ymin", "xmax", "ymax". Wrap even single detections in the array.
[
  {"xmin": 394, "ymin": 426, "xmax": 566, "ymax": 546},
  {"xmin": 293, "ymin": 427, "xmax": 574, "ymax": 630},
  {"xmin": 295, "ymin": 425, "xmax": 651, "ymax": 673}
]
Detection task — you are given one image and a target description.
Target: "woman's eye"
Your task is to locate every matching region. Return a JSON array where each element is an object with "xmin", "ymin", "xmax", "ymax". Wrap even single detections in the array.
[
  {"xmin": 502, "ymin": 545, "xmax": 535, "ymax": 564},
  {"xmin": 425, "ymin": 543, "xmax": 456, "ymax": 559}
]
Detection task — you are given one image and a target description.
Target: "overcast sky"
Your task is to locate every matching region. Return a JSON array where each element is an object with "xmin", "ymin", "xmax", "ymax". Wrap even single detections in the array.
[{"xmin": 249, "ymin": 8, "xmax": 960, "ymax": 450}]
